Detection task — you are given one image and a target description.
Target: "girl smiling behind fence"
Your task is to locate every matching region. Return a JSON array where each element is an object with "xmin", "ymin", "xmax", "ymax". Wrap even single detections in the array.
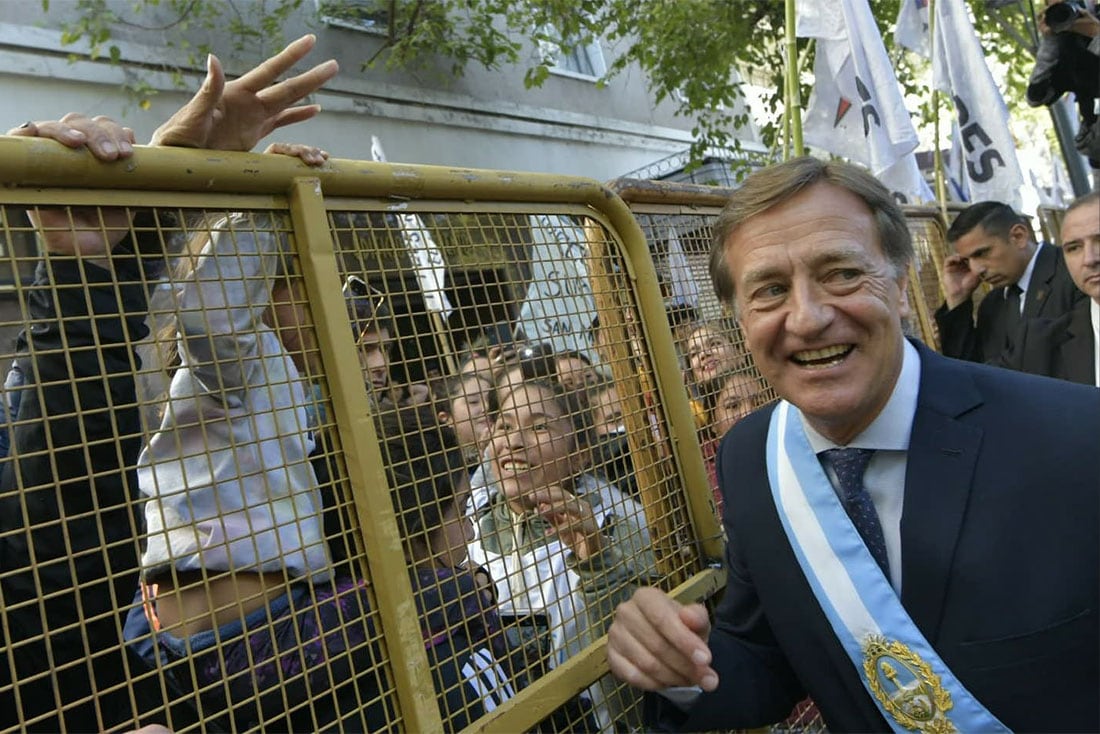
[{"xmin": 467, "ymin": 378, "xmax": 657, "ymax": 731}]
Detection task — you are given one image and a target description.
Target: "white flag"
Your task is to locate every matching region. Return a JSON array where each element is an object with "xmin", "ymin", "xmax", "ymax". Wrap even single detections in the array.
[
  {"xmin": 1030, "ymin": 169, "xmax": 1055, "ymax": 208},
  {"xmin": 895, "ymin": 0, "xmax": 930, "ymax": 58},
  {"xmin": 947, "ymin": 119, "xmax": 972, "ymax": 203},
  {"xmin": 516, "ymin": 214, "xmax": 599, "ymax": 360},
  {"xmin": 370, "ymin": 136, "xmax": 454, "ymax": 317},
  {"xmin": 1051, "ymin": 159, "xmax": 1070, "ymax": 208},
  {"xmin": 933, "ymin": 0, "xmax": 1024, "ymax": 209},
  {"xmin": 798, "ymin": 0, "xmax": 919, "ymax": 177},
  {"xmin": 879, "ymin": 154, "xmax": 935, "ymax": 206},
  {"xmin": 666, "ymin": 227, "xmax": 699, "ymax": 308}
]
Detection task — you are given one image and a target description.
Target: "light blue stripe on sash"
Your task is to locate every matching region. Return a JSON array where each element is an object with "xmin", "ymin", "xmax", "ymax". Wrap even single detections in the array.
[{"xmin": 767, "ymin": 401, "xmax": 1010, "ymax": 733}]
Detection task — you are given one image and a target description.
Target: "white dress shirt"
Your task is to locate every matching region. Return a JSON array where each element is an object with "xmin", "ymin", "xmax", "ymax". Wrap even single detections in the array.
[
  {"xmin": 800, "ymin": 339, "xmax": 921, "ymax": 594},
  {"xmin": 1007, "ymin": 244, "xmax": 1042, "ymax": 312},
  {"xmin": 1010, "ymin": 244, "xmax": 1043, "ymax": 314},
  {"xmin": 1091, "ymin": 300, "xmax": 1100, "ymax": 388},
  {"xmin": 659, "ymin": 340, "xmax": 922, "ymax": 710}
]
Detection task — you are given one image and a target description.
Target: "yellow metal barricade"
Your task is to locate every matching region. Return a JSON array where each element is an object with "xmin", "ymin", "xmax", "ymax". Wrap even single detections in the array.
[
  {"xmin": 0, "ymin": 138, "xmax": 724, "ymax": 733},
  {"xmin": 902, "ymin": 206, "xmax": 951, "ymax": 351},
  {"xmin": 1037, "ymin": 205, "xmax": 1067, "ymax": 246},
  {"xmin": 606, "ymin": 177, "xmax": 771, "ymax": 540},
  {"xmin": 610, "ymin": 178, "xmax": 827, "ymax": 734}
]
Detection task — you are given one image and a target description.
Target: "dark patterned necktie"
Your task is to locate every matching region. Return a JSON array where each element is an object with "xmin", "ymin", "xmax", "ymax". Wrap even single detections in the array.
[
  {"xmin": 1004, "ymin": 283, "xmax": 1023, "ymax": 333},
  {"xmin": 820, "ymin": 448, "xmax": 890, "ymax": 577}
]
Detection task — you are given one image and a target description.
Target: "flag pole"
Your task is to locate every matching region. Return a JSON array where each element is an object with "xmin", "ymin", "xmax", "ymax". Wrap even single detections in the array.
[
  {"xmin": 785, "ymin": 0, "xmax": 804, "ymax": 156},
  {"xmin": 929, "ymin": 0, "xmax": 949, "ymax": 221},
  {"xmin": 783, "ymin": 65, "xmax": 793, "ymax": 160}
]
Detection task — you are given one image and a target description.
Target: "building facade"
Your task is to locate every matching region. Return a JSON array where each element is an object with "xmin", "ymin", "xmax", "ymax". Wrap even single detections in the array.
[{"xmin": 0, "ymin": 0, "xmax": 762, "ymax": 178}]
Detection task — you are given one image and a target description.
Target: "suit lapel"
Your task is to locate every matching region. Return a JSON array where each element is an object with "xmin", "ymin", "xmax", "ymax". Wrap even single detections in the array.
[
  {"xmin": 900, "ymin": 344, "xmax": 984, "ymax": 642},
  {"xmin": 1023, "ymin": 244, "xmax": 1057, "ymax": 319},
  {"xmin": 1061, "ymin": 304, "xmax": 1097, "ymax": 385}
]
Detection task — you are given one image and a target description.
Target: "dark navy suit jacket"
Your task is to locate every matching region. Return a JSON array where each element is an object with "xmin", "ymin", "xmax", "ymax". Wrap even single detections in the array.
[
  {"xmin": 935, "ymin": 243, "xmax": 1086, "ymax": 363},
  {"xmin": 995, "ymin": 299, "xmax": 1097, "ymax": 386},
  {"xmin": 652, "ymin": 342, "xmax": 1100, "ymax": 732}
]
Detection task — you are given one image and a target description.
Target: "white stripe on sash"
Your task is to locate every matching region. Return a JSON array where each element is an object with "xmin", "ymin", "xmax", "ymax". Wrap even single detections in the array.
[{"xmin": 766, "ymin": 401, "xmax": 1010, "ymax": 733}]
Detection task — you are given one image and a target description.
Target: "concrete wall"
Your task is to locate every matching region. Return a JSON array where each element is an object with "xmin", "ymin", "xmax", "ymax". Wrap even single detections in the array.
[{"xmin": 0, "ymin": 2, "xmax": 763, "ymax": 179}]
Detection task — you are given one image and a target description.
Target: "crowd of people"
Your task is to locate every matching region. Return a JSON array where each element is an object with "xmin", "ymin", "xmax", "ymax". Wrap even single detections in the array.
[
  {"xmin": 1, "ymin": 9, "xmax": 1099, "ymax": 734},
  {"xmin": 0, "ymin": 35, "xmax": 734, "ymax": 732}
]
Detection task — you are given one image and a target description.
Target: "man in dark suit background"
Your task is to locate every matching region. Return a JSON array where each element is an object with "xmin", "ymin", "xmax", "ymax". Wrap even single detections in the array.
[
  {"xmin": 934, "ymin": 200, "xmax": 1085, "ymax": 362},
  {"xmin": 605, "ymin": 158, "xmax": 1099, "ymax": 732},
  {"xmin": 996, "ymin": 191, "xmax": 1100, "ymax": 386}
]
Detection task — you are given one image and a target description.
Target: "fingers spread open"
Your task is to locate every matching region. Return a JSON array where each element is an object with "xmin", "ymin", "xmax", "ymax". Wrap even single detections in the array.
[
  {"xmin": 256, "ymin": 60, "xmax": 339, "ymax": 111},
  {"xmin": 269, "ymin": 104, "xmax": 324, "ymax": 133},
  {"xmin": 149, "ymin": 54, "xmax": 227, "ymax": 148},
  {"xmin": 235, "ymin": 34, "xmax": 319, "ymax": 92},
  {"xmin": 197, "ymin": 54, "xmax": 228, "ymax": 111}
]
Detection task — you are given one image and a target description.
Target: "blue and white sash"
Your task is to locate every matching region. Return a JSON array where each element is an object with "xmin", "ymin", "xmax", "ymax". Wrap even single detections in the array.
[{"xmin": 765, "ymin": 401, "xmax": 1010, "ymax": 733}]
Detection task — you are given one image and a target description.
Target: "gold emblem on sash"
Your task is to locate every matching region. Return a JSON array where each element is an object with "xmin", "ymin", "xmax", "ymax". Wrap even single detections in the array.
[{"xmin": 862, "ymin": 634, "xmax": 957, "ymax": 733}]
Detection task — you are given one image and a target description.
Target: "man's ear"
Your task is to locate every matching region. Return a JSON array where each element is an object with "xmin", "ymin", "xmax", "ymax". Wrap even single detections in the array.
[
  {"xmin": 896, "ymin": 267, "xmax": 912, "ymax": 321},
  {"xmin": 1009, "ymin": 222, "xmax": 1032, "ymax": 249}
]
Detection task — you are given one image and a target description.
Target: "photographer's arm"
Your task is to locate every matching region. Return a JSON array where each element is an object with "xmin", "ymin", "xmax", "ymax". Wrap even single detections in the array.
[
  {"xmin": 1028, "ymin": 34, "xmax": 1067, "ymax": 106},
  {"xmin": 1029, "ymin": 5, "xmax": 1100, "ymax": 107},
  {"xmin": 1068, "ymin": 7, "xmax": 1100, "ymax": 54}
]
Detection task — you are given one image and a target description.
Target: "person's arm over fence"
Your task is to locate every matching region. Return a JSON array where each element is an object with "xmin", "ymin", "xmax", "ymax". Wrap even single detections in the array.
[{"xmin": 176, "ymin": 219, "xmax": 291, "ymax": 403}]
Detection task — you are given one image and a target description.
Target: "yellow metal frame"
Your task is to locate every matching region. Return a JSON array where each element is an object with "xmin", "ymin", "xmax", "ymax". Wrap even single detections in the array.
[
  {"xmin": 288, "ymin": 177, "xmax": 441, "ymax": 731},
  {"xmin": 0, "ymin": 139, "xmax": 723, "ymax": 732},
  {"xmin": 605, "ymin": 178, "xmax": 736, "ymax": 570}
]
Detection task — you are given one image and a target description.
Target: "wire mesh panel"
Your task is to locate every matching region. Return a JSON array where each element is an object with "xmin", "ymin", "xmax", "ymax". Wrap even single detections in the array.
[
  {"xmin": 0, "ymin": 198, "xmax": 411, "ymax": 733},
  {"xmin": 902, "ymin": 207, "xmax": 951, "ymax": 351},
  {"xmin": 321, "ymin": 201, "xmax": 716, "ymax": 731},
  {"xmin": 610, "ymin": 178, "xmax": 828, "ymax": 734},
  {"xmin": 609, "ymin": 179, "xmax": 781, "ymax": 527},
  {"xmin": 0, "ymin": 141, "xmax": 725, "ymax": 734},
  {"xmin": 1037, "ymin": 205, "xmax": 1066, "ymax": 246}
]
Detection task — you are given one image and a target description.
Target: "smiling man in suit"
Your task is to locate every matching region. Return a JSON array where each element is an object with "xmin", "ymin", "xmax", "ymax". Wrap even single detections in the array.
[
  {"xmin": 605, "ymin": 157, "xmax": 1099, "ymax": 732},
  {"xmin": 996, "ymin": 191, "xmax": 1100, "ymax": 386},
  {"xmin": 934, "ymin": 201, "xmax": 1086, "ymax": 363}
]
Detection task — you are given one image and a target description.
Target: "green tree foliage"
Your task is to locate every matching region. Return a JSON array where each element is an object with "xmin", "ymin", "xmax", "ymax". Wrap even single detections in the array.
[
  {"xmin": 46, "ymin": 0, "xmax": 1043, "ymax": 168},
  {"xmin": 44, "ymin": 0, "xmax": 305, "ymax": 107}
]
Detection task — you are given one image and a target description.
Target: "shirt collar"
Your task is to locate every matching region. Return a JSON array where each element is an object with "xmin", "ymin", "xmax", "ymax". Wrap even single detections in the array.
[
  {"xmin": 802, "ymin": 339, "xmax": 921, "ymax": 453},
  {"xmin": 1090, "ymin": 299, "xmax": 1100, "ymax": 388},
  {"xmin": 1013, "ymin": 243, "xmax": 1043, "ymax": 301}
]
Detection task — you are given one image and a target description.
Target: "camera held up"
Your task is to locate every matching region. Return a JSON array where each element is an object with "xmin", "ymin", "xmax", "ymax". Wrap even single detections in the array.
[{"xmin": 1045, "ymin": 0, "xmax": 1089, "ymax": 33}]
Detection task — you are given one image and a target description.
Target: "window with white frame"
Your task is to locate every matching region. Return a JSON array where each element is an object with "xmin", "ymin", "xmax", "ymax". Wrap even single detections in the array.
[
  {"xmin": 537, "ymin": 26, "xmax": 606, "ymax": 81},
  {"xmin": 316, "ymin": 0, "xmax": 390, "ymax": 34}
]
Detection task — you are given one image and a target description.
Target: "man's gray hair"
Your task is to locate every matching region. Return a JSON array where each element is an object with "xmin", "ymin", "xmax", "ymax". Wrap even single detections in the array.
[{"xmin": 709, "ymin": 156, "xmax": 914, "ymax": 307}]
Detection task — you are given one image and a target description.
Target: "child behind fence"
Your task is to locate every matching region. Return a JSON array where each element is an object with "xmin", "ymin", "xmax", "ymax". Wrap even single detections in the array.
[{"xmin": 467, "ymin": 377, "xmax": 657, "ymax": 731}]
